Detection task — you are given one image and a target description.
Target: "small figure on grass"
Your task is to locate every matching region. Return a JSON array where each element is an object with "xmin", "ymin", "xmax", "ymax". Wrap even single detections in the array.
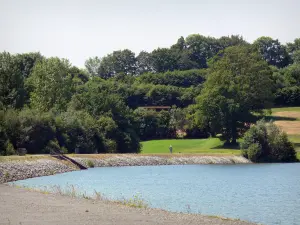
[{"xmin": 169, "ymin": 145, "xmax": 173, "ymax": 154}]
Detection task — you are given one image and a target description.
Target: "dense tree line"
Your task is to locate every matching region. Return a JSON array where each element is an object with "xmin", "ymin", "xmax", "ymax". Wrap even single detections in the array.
[{"xmin": 1, "ymin": 34, "xmax": 299, "ymax": 160}]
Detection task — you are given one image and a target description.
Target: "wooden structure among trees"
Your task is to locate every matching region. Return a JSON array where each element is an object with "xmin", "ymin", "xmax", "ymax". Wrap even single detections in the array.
[{"xmin": 138, "ymin": 106, "xmax": 171, "ymax": 111}]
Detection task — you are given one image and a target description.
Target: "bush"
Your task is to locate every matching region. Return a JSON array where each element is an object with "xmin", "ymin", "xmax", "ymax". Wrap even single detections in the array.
[
  {"xmin": 86, "ymin": 160, "xmax": 94, "ymax": 168},
  {"xmin": 5, "ymin": 140, "xmax": 16, "ymax": 155},
  {"xmin": 44, "ymin": 140, "xmax": 61, "ymax": 154},
  {"xmin": 246, "ymin": 143, "xmax": 262, "ymax": 162},
  {"xmin": 104, "ymin": 139, "xmax": 117, "ymax": 153},
  {"xmin": 241, "ymin": 120, "xmax": 297, "ymax": 162}
]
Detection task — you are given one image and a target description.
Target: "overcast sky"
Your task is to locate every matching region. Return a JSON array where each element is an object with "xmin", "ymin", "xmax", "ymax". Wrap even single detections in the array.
[{"xmin": 1, "ymin": 0, "xmax": 300, "ymax": 67}]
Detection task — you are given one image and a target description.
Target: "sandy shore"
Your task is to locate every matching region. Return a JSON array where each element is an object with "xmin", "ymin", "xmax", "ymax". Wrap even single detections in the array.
[
  {"xmin": 0, "ymin": 155, "xmax": 250, "ymax": 183},
  {"xmin": 0, "ymin": 184, "xmax": 256, "ymax": 225}
]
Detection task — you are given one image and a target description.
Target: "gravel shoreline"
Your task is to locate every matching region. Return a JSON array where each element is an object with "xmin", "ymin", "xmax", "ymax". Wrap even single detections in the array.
[
  {"xmin": 0, "ymin": 155, "xmax": 251, "ymax": 183},
  {"xmin": 0, "ymin": 184, "xmax": 256, "ymax": 225}
]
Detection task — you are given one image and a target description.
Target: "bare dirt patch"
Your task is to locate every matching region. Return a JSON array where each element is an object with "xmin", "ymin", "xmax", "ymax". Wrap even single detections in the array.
[
  {"xmin": 274, "ymin": 121, "xmax": 300, "ymax": 135},
  {"xmin": 273, "ymin": 111, "xmax": 300, "ymax": 135},
  {"xmin": 273, "ymin": 111, "xmax": 300, "ymax": 120}
]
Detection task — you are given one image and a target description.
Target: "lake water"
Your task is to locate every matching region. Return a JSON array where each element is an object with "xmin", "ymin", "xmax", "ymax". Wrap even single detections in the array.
[{"xmin": 12, "ymin": 164, "xmax": 300, "ymax": 225}]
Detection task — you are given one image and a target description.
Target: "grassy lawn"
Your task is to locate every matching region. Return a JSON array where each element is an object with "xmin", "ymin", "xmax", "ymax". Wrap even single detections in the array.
[
  {"xmin": 141, "ymin": 138, "xmax": 241, "ymax": 155},
  {"xmin": 271, "ymin": 107, "xmax": 300, "ymax": 113},
  {"xmin": 142, "ymin": 107, "xmax": 300, "ymax": 156}
]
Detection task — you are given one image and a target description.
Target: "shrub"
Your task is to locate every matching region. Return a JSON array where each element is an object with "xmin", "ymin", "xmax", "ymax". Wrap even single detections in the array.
[
  {"xmin": 104, "ymin": 139, "xmax": 117, "ymax": 153},
  {"xmin": 5, "ymin": 140, "xmax": 16, "ymax": 155},
  {"xmin": 86, "ymin": 160, "xmax": 94, "ymax": 168},
  {"xmin": 44, "ymin": 140, "xmax": 61, "ymax": 154},
  {"xmin": 61, "ymin": 146, "xmax": 68, "ymax": 154},
  {"xmin": 241, "ymin": 120, "xmax": 297, "ymax": 162},
  {"xmin": 246, "ymin": 143, "xmax": 262, "ymax": 162}
]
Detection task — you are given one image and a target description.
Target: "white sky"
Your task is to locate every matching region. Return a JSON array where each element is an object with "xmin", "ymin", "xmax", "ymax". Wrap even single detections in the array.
[{"xmin": 1, "ymin": 0, "xmax": 300, "ymax": 67}]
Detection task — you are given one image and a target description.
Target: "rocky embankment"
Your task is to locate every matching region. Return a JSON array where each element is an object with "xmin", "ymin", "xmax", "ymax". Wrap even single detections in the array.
[
  {"xmin": 74, "ymin": 155, "xmax": 250, "ymax": 167},
  {"xmin": 0, "ymin": 155, "xmax": 251, "ymax": 183},
  {"xmin": 0, "ymin": 159, "xmax": 76, "ymax": 183}
]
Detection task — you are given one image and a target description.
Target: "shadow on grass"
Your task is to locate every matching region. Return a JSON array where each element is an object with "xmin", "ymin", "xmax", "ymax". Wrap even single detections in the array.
[
  {"xmin": 293, "ymin": 143, "xmax": 300, "ymax": 148},
  {"xmin": 211, "ymin": 144, "xmax": 241, "ymax": 150},
  {"xmin": 262, "ymin": 116, "xmax": 297, "ymax": 121}
]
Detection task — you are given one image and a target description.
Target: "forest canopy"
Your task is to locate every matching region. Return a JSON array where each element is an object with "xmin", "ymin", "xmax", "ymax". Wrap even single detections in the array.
[{"xmin": 1, "ymin": 34, "xmax": 299, "ymax": 157}]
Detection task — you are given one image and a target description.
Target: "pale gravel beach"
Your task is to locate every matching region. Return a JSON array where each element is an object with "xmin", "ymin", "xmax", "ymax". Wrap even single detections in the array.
[{"xmin": 0, "ymin": 184, "xmax": 256, "ymax": 225}]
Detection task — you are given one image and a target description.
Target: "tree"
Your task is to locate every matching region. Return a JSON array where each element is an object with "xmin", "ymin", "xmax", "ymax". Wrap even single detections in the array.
[
  {"xmin": 283, "ymin": 64, "xmax": 300, "ymax": 86},
  {"xmin": 134, "ymin": 108, "xmax": 176, "ymax": 140},
  {"xmin": 99, "ymin": 49, "xmax": 137, "ymax": 78},
  {"xmin": 185, "ymin": 34, "xmax": 219, "ymax": 69},
  {"xmin": 84, "ymin": 56, "xmax": 101, "ymax": 77},
  {"xmin": 0, "ymin": 52, "xmax": 25, "ymax": 109},
  {"xmin": 217, "ymin": 35, "xmax": 248, "ymax": 50},
  {"xmin": 69, "ymin": 66, "xmax": 89, "ymax": 84},
  {"xmin": 70, "ymin": 79, "xmax": 141, "ymax": 153},
  {"xmin": 150, "ymin": 48, "xmax": 178, "ymax": 72},
  {"xmin": 253, "ymin": 36, "xmax": 290, "ymax": 68},
  {"xmin": 286, "ymin": 38, "xmax": 300, "ymax": 54},
  {"xmin": 27, "ymin": 57, "xmax": 73, "ymax": 111},
  {"xmin": 136, "ymin": 51, "xmax": 154, "ymax": 74},
  {"xmin": 137, "ymin": 69, "xmax": 206, "ymax": 87},
  {"xmin": 195, "ymin": 46, "xmax": 274, "ymax": 145},
  {"xmin": 15, "ymin": 52, "xmax": 44, "ymax": 78},
  {"xmin": 241, "ymin": 120, "xmax": 297, "ymax": 162}
]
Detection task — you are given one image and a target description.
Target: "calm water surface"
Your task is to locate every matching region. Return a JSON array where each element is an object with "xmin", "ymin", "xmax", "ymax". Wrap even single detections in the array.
[{"xmin": 12, "ymin": 164, "xmax": 300, "ymax": 225}]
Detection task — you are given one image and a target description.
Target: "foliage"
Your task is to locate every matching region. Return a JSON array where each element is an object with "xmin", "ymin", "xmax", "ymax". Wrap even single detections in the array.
[
  {"xmin": 242, "ymin": 143, "xmax": 261, "ymax": 162},
  {"xmin": 287, "ymin": 38, "xmax": 300, "ymax": 63},
  {"xmin": 195, "ymin": 46, "xmax": 274, "ymax": 144},
  {"xmin": 84, "ymin": 56, "xmax": 101, "ymax": 77},
  {"xmin": 55, "ymin": 109, "xmax": 105, "ymax": 154},
  {"xmin": 18, "ymin": 109, "xmax": 56, "ymax": 154},
  {"xmin": 1, "ymin": 33, "xmax": 300, "ymax": 156},
  {"xmin": 5, "ymin": 140, "xmax": 16, "ymax": 156},
  {"xmin": 275, "ymin": 86, "xmax": 300, "ymax": 106},
  {"xmin": 70, "ymin": 80, "xmax": 141, "ymax": 153},
  {"xmin": 253, "ymin": 36, "xmax": 290, "ymax": 68},
  {"xmin": 99, "ymin": 49, "xmax": 136, "ymax": 78},
  {"xmin": 86, "ymin": 160, "xmax": 95, "ymax": 168},
  {"xmin": 134, "ymin": 108, "xmax": 176, "ymax": 140},
  {"xmin": 136, "ymin": 69, "xmax": 206, "ymax": 87},
  {"xmin": 121, "ymin": 194, "xmax": 149, "ymax": 208},
  {"xmin": 44, "ymin": 140, "xmax": 61, "ymax": 154},
  {"xmin": 150, "ymin": 48, "xmax": 178, "ymax": 72},
  {"xmin": 0, "ymin": 52, "xmax": 25, "ymax": 109},
  {"xmin": 136, "ymin": 51, "xmax": 154, "ymax": 74},
  {"xmin": 27, "ymin": 57, "xmax": 73, "ymax": 112},
  {"xmin": 241, "ymin": 120, "xmax": 297, "ymax": 162}
]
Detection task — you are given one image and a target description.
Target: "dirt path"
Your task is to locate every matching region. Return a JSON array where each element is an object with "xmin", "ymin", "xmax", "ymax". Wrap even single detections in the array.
[{"xmin": 0, "ymin": 185, "xmax": 255, "ymax": 225}]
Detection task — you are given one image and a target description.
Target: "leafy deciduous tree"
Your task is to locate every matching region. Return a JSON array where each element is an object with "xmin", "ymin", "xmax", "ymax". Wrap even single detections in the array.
[
  {"xmin": 195, "ymin": 46, "xmax": 274, "ymax": 144},
  {"xmin": 27, "ymin": 57, "xmax": 73, "ymax": 111},
  {"xmin": 254, "ymin": 36, "xmax": 290, "ymax": 68}
]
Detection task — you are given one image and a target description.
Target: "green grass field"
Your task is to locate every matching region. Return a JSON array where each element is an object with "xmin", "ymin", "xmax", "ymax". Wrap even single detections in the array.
[
  {"xmin": 141, "ymin": 107, "xmax": 300, "ymax": 156},
  {"xmin": 141, "ymin": 138, "xmax": 241, "ymax": 155},
  {"xmin": 271, "ymin": 107, "xmax": 300, "ymax": 113}
]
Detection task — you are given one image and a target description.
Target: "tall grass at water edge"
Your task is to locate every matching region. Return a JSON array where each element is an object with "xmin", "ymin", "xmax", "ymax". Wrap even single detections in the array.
[{"xmin": 9, "ymin": 183, "xmax": 148, "ymax": 208}]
